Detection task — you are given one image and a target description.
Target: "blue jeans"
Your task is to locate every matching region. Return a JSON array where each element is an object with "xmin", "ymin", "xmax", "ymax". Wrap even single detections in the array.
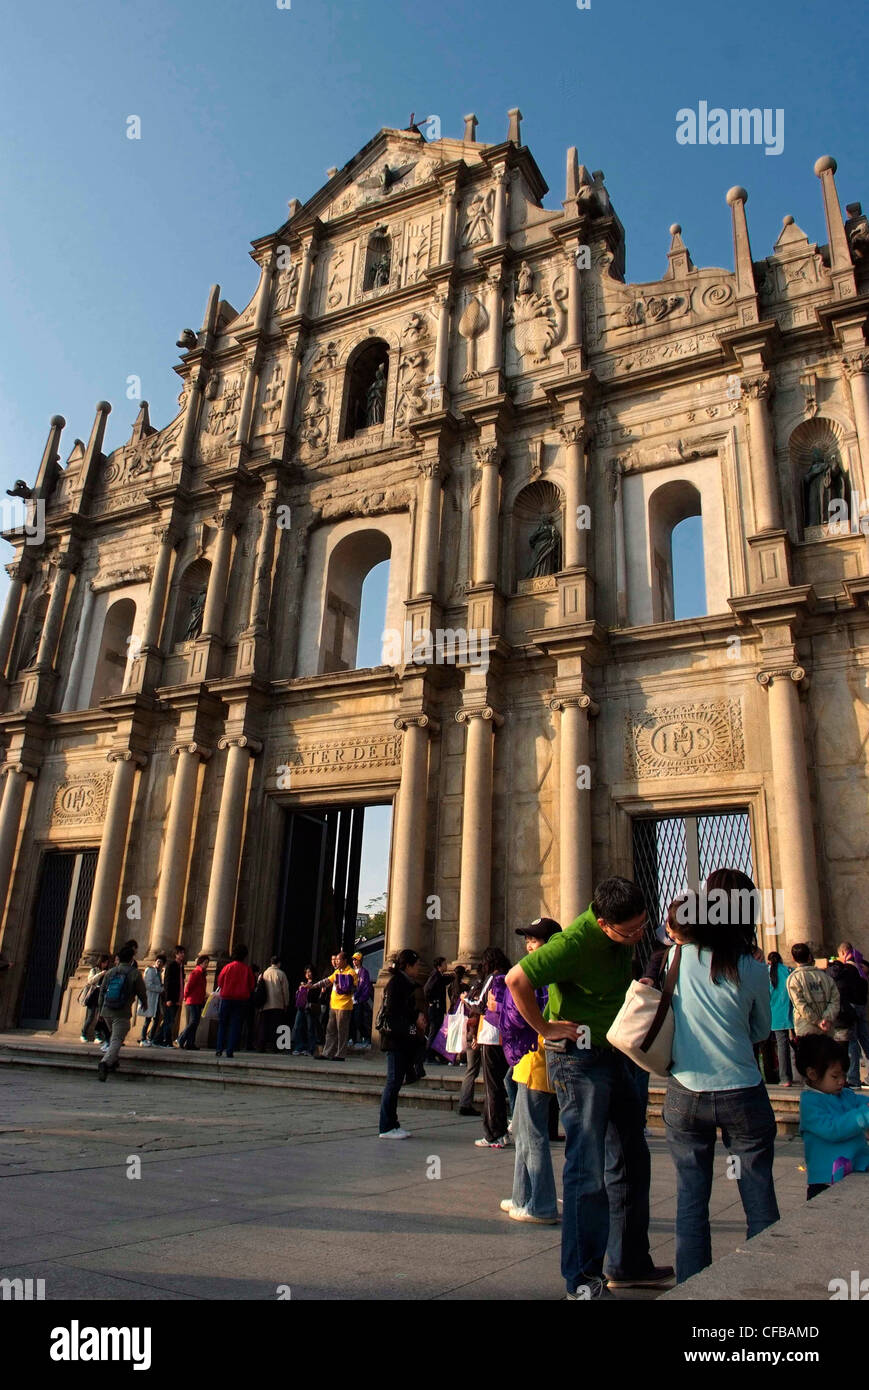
[
  {"xmin": 548, "ymin": 1042, "xmax": 653, "ymax": 1292},
  {"xmin": 292, "ymin": 1009, "xmax": 318, "ymax": 1053},
  {"xmin": 178, "ymin": 1003, "xmax": 203, "ymax": 1049},
  {"xmin": 511, "ymin": 1082, "xmax": 557, "ymax": 1218},
  {"xmin": 351, "ymin": 999, "xmax": 372, "ymax": 1045},
  {"xmin": 663, "ymin": 1076, "xmax": 780, "ymax": 1283},
  {"xmin": 157, "ymin": 1002, "xmax": 178, "ymax": 1045},
  {"xmin": 379, "ymin": 1045, "xmax": 413, "ymax": 1133},
  {"xmin": 847, "ymin": 1004, "xmax": 869, "ymax": 1086},
  {"xmin": 505, "ymin": 1065, "xmax": 518, "ymax": 1118},
  {"xmin": 216, "ymin": 999, "xmax": 246, "ymax": 1056}
]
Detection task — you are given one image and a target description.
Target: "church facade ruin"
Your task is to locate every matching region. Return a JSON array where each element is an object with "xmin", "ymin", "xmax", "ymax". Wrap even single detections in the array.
[{"xmin": 1, "ymin": 109, "xmax": 868, "ymax": 1031}]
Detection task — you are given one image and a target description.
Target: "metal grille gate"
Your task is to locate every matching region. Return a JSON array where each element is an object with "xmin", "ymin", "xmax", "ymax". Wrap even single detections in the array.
[
  {"xmin": 632, "ymin": 810, "xmax": 753, "ymax": 971},
  {"xmin": 20, "ymin": 849, "xmax": 99, "ymax": 1026}
]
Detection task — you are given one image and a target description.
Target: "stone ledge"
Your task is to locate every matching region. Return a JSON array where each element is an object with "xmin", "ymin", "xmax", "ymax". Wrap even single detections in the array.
[{"xmin": 661, "ymin": 1173, "xmax": 869, "ymax": 1300}]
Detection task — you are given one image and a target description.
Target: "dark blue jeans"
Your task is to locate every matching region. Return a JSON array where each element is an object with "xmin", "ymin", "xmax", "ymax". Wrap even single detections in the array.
[
  {"xmin": 178, "ymin": 1003, "xmax": 203, "ymax": 1049},
  {"xmin": 216, "ymin": 999, "xmax": 247, "ymax": 1056},
  {"xmin": 379, "ymin": 1045, "xmax": 413, "ymax": 1133},
  {"xmin": 291, "ymin": 1009, "xmax": 318, "ymax": 1053},
  {"xmin": 157, "ymin": 1003, "xmax": 178, "ymax": 1045},
  {"xmin": 663, "ymin": 1076, "xmax": 780, "ymax": 1283},
  {"xmin": 548, "ymin": 1042, "xmax": 653, "ymax": 1293}
]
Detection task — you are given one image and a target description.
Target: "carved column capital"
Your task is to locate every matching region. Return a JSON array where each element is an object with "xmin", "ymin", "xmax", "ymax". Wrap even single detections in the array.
[
  {"xmin": 486, "ymin": 265, "xmax": 506, "ymax": 290},
  {"xmin": 52, "ymin": 551, "xmax": 78, "ymax": 574},
  {"xmin": 549, "ymin": 695, "xmax": 600, "ymax": 717},
  {"xmin": 842, "ymin": 352, "xmax": 869, "ymax": 379},
  {"xmin": 394, "ymin": 714, "xmax": 441, "ymax": 734},
  {"xmin": 474, "ymin": 444, "xmax": 502, "ymax": 470},
  {"xmin": 559, "ymin": 423, "xmax": 586, "ymax": 448},
  {"xmin": 0, "ymin": 760, "xmax": 38, "ymax": 780},
  {"xmin": 107, "ymin": 749, "xmax": 149, "ymax": 768},
  {"xmin": 153, "ymin": 523, "xmax": 183, "ymax": 548},
  {"xmin": 455, "ymin": 706, "xmax": 504, "ymax": 728},
  {"xmin": 170, "ymin": 741, "xmax": 213, "ymax": 760},
  {"xmin": 740, "ymin": 372, "xmax": 774, "ymax": 405},
  {"xmin": 757, "ymin": 665, "xmax": 807, "ymax": 688},
  {"xmin": 217, "ymin": 734, "xmax": 263, "ymax": 754},
  {"xmin": 419, "ymin": 459, "xmax": 444, "ymax": 482}
]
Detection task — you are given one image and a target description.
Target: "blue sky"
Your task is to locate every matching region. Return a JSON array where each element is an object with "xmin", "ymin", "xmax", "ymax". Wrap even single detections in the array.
[{"xmin": 1, "ymin": 0, "xmax": 865, "ymax": 906}]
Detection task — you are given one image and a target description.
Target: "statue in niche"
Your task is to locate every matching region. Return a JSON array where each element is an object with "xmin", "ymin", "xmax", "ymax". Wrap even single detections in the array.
[
  {"xmin": 274, "ymin": 262, "xmax": 299, "ymax": 313},
  {"xmin": 516, "ymin": 261, "xmax": 534, "ymax": 298},
  {"xmin": 184, "ymin": 588, "xmax": 207, "ymax": 640},
  {"xmin": 804, "ymin": 446, "xmax": 846, "ymax": 528},
  {"xmin": 365, "ymin": 363, "xmax": 387, "ymax": 426},
  {"xmin": 372, "ymin": 255, "xmax": 391, "ymax": 289},
  {"xmin": 525, "ymin": 516, "xmax": 562, "ymax": 578},
  {"xmin": 463, "ymin": 189, "xmax": 494, "ymax": 247}
]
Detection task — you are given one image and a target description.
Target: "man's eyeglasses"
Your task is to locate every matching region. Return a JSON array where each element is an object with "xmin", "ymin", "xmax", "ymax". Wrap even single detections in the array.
[{"xmin": 602, "ymin": 916, "xmax": 648, "ymax": 941}]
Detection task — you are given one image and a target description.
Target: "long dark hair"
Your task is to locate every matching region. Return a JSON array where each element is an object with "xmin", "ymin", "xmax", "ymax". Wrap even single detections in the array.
[
  {"xmin": 479, "ymin": 947, "xmax": 511, "ymax": 979},
  {"xmin": 390, "ymin": 949, "xmax": 420, "ymax": 974},
  {"xmin": 768, "ymin": 951, "xmax": 783, "ymax": 989},
  {"xmin": 686, "ymin": 868, "xmax": 757, "ymax": 985}
]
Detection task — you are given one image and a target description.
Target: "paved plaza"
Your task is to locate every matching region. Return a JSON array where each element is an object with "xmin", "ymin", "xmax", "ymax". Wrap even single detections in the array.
[{"xmin": 0, "ymin": 1064, "xmax": 810, "ymax": 1301}]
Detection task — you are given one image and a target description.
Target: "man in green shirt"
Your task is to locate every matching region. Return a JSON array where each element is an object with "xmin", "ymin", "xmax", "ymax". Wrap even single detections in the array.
[{"xmin": 506, "ymin": 876, "xmax": 674, "ymax": 1300}]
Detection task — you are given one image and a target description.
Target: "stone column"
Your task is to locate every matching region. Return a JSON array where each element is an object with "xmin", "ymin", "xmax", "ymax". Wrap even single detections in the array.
[
  {"xmin": 485, "ymin": 268, "xmax": 505, "ymax": 373},
  {"xmin": 757, "ymin": 666, "xmax": 822, "ymax": 944},
  {"xmin": 550, "ymin": 696, "xmax": 598, "ymax": 925},
  {"xmin": 560, "ymin": 424, "xmax": 587, "ymax": 568},
  {"xmin": 474, "ymin": 445, "xmax": 502, "ymax": 587},
  {"xmin": 36, "ymin": 552, "xmax": 75, "ymax": 668},
  {"xmin": 248, "ymin": 496, "xmax": 279, "ymax": 630},
  {"xmin": 741, "ymin": 374, "xmax": 783, "ymax": 533},
  {"xmin": 611, "ymin": 462, "xmax": 628, "ymax": 625},
  {"xmin": 434, "ymin": 290, "xmax": 451, "ymax": 392},
  {"xmin": 178, "ymin": 365, "xmax": 207, "ymax": 465},
  {"xmin": 149, "ymin": 743, "xmax": 211, "ymax": 956},
  {"xmin": 201, "ymin": 736, "xmax": 261, "ymax": 957},
  {"xmin": 82, "ymin": 751, "xmax": 146, "ymax": 957},
  {"xmin": 141, "ymin": 526, "xmax": 179, "ymax": 651},
  {"xmin": 389, "ymin": 716, "xmax": 437, "ymax": 954},
  {"xmin": 234, "ymin": 349, "xmax": 260, "ymax": 448},
  {"xmin": 492, "ymin": 164, "xmax": 508, "ymax": 246},
  {"xmin": 415, "ymin": 461, "xmax": 443, "ymax": 597},
  {"xmin": 60, "ymin": 581, "xmax": 96, "ymax": 711},
  {"xmin": 843, "ymin": 353, "xmax": 869, "ymax": 481},
  {"xmin": 565, "ymin": 245, "xmax": 583, "ymax": 350},
  {"xmin": 277, "ymin": 334, "xmax": 303, "ymax": 435},
  {"xmin": 441, "ymin": 184, "xmax": 460, "ymax": 263},
  {"xmin": 0, "ymin": 562, "xmax": 28, "ymax": 679},
  {"xmin": 201, "ymin": 511, "xmax": 235, "ymax": 639},
  {"xmin": 0, "ymin": 763, "xmax": 33, "ymax": 923},
  {"xmin": 456, "ymin": 706, "xmax": 503, "ymax": 961},
  {"xmin": 296, "ymin": 237, "xmax": 317, "ymax": 315}
]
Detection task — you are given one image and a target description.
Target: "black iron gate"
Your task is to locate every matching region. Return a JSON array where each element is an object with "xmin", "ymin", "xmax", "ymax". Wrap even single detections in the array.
[
  {"xmin": 20, "ymin": 849, "xmax": 99, "ymax": 1026},
  {"xmin": 632, "ymin": 810, "xmax": 753, "ymax": 970}
]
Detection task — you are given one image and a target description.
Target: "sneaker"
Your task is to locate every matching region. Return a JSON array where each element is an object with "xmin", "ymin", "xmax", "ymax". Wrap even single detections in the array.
[
  {"xmin": 99, "ymin": 1043, "xmax": 110, "ymax": 1052},
  {"xmin": 97, "ymin": 1061, "xmax": 108, "ymax": 1082},
  {"xmin": 509, "ymin": 1207, "xmax": 558, "ymax": 1224},
  {"xmin": 458, "ymin": 1106, "xmax": 481, "ymax": 1117},
  {"xmin": 605, "ymin": 1265, "xmax": 675, "ymax": 1290},
  {"xmin": 475, "ymin": 1136, "xmax": 509, "ymax": 1148},
  {"xmin": 379, "ymin": 1128, "xmax": 411, "ymax": 1139},
  {"xmin": 216, "ymin": 1051, "xmax": 223, "ymax": 1057},
  {"xmin": 499, "ymin": 1198, "xmax": 516, "ymax": 1213},
  {"xmin": 507, "ymin": 1120, "xmax": 513, "ymax": 1134},
  {"xmin": 79, "ymin": 1035, "xmax": 89, "ymax": 1043},
  {"xmin": 566, "ymin": 1278, "xmax": 613, "ymax": 1301}
]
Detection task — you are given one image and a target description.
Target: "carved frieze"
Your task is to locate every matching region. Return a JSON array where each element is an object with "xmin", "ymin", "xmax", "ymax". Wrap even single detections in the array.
[
  {"xmin": 52, "ymin": 773, "xmax": 112, "ymax": 825},
  {"xmin": 625, "ymin": 699, "xmax": 745, "ymax": 779},
  {"xmin": 272, "ymin": 733, "xmax": 403, "ymax": 786}
]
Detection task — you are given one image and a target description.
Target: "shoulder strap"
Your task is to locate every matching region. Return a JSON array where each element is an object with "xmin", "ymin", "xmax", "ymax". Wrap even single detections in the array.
[{"xmin": 640, "ymin": 945, "xmax": 682, "ymax": 1054}]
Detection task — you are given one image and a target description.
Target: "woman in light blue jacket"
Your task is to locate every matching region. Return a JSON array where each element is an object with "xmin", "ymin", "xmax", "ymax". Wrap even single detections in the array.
[{"xmin": 768, "ymin": 952, "xmax": 794, "ymax": 1085}]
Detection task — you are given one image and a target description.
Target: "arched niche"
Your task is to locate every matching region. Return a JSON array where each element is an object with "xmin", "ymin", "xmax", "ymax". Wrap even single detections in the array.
[
  {"xmin": 340, "ymin": 339, "xmax": 389, "ymax": 440},
  {"xmin": 363, "ymin": 228, "xmax": 392, "ymax": 292},
  {"xmin": 648, "ymin": 479, "xmax": 705, "ymax": 622},
  {"xmin": 318, "ymin": 528, "xmax": 392, "ymax": 673},
  {"xmin": 512, "ymin": 480, "xmax": 564, "ymax": 590},
  {"xmin": 789, "ymin": 418, "xmax": 849, "ymax": 538},
  {"xmin": 172, "ymin": 558, "xmax": 211, "ymax": 645},
  {"xmin": 89, "ymin": 598, "xmax": 136, "ymax": 704}
]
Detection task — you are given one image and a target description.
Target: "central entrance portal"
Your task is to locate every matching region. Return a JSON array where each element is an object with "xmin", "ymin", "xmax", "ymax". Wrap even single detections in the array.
[{"xmin": 273, "ymin": 802, "xmax": 392, "ymax": 987}]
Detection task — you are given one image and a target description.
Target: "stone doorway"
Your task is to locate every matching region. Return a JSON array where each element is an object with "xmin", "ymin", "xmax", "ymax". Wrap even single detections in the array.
[
  {"xmin": 20, "ymin": 849, "xmax": 99, "ymax": 1027},
  {"xmin": 273, "ymin": 802, "xmax": 391, "ymax": 988},
  {"xmin": 631, "ymin": 810, "xmax": 754, "ymax": 970}
]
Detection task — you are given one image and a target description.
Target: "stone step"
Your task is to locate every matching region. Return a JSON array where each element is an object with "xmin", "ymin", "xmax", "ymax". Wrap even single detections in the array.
[{"xmin": 0, "ymin": 1033, "xmax": 802, "ymax": 1132}]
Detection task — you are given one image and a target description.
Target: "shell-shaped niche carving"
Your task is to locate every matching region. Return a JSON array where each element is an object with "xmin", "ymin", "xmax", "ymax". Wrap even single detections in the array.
[{"xmin": 789, "ymin": 416, "xmax": 845, "ymax": 469}]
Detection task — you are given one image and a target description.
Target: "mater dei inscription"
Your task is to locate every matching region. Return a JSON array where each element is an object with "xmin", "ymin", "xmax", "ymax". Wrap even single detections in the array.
[
  {"xmin": 274, "ymin": 734, "xmax": 403, "ymax": 786},
  {"xmin": 625, "ymin": 699, "xmax": 745, "ymax": 779}
]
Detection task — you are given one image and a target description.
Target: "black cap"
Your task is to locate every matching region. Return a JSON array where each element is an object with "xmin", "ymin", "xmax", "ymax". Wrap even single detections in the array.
[{"xmin": 516, "ymin": 917, "xmax": 561, "ymax": 942}]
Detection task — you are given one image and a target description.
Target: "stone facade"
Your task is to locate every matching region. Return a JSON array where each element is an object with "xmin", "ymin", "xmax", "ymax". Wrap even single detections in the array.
[{"xmin": 1, "ymin": 113, "xmax": 868, "ymax": 1032}]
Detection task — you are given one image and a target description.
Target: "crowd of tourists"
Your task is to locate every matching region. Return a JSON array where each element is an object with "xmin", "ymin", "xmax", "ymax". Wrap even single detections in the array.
[
  {"xmin": 78, "ymin": 942, "xmax": 374, "ymax": 1079},
  {"xmin": 376, "ymin": 869, "xmax": 869, "ymax": 1298}
]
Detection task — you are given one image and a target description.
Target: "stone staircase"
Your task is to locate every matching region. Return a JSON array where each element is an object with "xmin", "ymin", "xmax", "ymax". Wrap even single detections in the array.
[{"xmin": 0, "ymin": 1031, "xmax": 802, "ymax": 1134}]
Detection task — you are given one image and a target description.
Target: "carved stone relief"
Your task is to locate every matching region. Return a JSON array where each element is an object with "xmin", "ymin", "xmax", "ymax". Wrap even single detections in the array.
[
  {"xmin": 52, "ymin": 773, "xmax": 112, "ymax": 825},
  {"xmin": 505, "ymin": 261, "xmax": 565, "ymax": 365},
  {"xmin": 625, "ymin": 699, "xmax": 745, "ymax": 779}
]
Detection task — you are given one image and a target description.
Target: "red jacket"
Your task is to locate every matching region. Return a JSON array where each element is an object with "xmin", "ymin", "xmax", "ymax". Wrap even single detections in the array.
[
  {"xmin": 184, "ymin": 964, "xmax": 208, "ymax": 1006},
  {"xmin": 217, "ymin": 960, "xmax": 256, "ymax": 1001}
]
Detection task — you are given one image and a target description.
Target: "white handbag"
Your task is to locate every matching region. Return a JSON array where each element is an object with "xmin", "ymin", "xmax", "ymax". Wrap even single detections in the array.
[
  {"xmin": 445, "ymin": 1003, "xmax": 467, "ymax": 1054},
  {"xmin": 606, "ymin": 946, "xmax": 681, "ymax": 1075}
]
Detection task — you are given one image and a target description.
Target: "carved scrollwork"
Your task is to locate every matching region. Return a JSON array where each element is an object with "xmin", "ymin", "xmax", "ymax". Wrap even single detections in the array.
[
  {"xmin": 217, "ymin": 735, "xmax": 264, "ymax": 754},
  {"xmin": 455, "ymin": 706, "xmax": 504, "ymax": 727},
  {"xmin": 170, "ymin": 742, "xmax": 213, "ymax": 760},
  {"xmin": 756, "ymin": 666, "xmax": 806, "ymax": 687}
]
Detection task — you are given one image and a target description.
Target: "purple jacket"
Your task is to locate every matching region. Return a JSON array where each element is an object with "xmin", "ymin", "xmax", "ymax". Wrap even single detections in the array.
[
  {"xmin": 353, "ymin": 965, "xmax": 372, "ymax": 1005},
  {"xmin": 500, "ymin": 982, "xmax": 549, "ymax": 1067}
]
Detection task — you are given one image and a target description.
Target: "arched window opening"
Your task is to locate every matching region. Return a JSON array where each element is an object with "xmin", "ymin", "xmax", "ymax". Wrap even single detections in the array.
[
  {"xmin": 341, "ymin": 340, "xmax": 389, "ymax": 440},
  {"xmin": 90, "ymin": 598, "xmax": 136, "ymax": 704},
  {"xmin": 320, "ymin": 530, "xmax": 391, "ymax": 673},
  {"xmin": 512, "ymin": 480, "xmax": 563, "ymax": 590},
  {"xmin": 363, "ymin": 228, "xmax": 391, "ymax": 292},
  {"xmin": 173, "ymin": 559, "xmax": 211, "ymax": 645},
  {"xmin": 648, "ymin": 480, "xmax": 705, "ymax": 622}
]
